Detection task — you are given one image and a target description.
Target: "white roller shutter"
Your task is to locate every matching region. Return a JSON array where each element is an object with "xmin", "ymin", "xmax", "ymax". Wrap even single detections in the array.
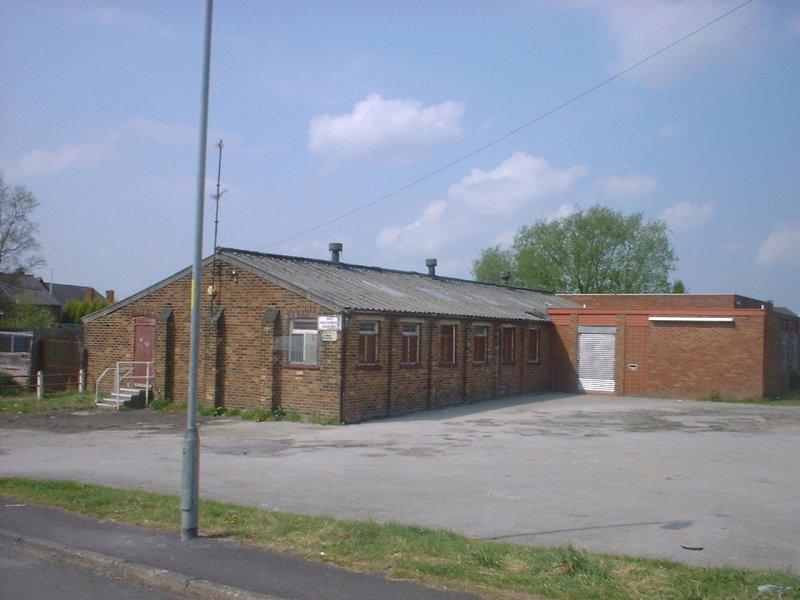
[{"xmin": 578, "ymin": 327, "xmax": 616, "ymax": 393}]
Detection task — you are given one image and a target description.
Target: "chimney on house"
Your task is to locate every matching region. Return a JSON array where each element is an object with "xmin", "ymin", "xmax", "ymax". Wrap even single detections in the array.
[
  {"xmin": 501, "ymin": 272, "xmax": 511, "ymax": 287},
  {"xmin": 329, "ymin": 242, "xmax": 343, "ymax": 264},
  {"xmin": 83, "ymin": 288, "xmax": 93, "ymax": 301},
  {"xmin": 105, "ymin": 290, "xmax": 115, "ymax": 304},
  {"xmin": 425, "ymin": 258, "xmax": 437, "ymax": 276}
]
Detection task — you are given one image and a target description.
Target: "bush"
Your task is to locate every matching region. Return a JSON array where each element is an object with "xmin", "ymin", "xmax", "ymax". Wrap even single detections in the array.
[
  {"xmin": 241, "ymin": 408, "xmax": 270, "ymax": 422},
  {"xmin": 60, "ymin": 298, "xmax": 108, "ymax": 324},
  {"xmin": 790, "ymin": 370, "xmax": 799, "ymax": 390}
]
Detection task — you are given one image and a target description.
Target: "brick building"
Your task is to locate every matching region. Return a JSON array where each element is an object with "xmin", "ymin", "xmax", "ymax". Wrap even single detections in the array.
[
  {"xmin": 549, "ymin": 294, "xmax": 799, "ymax": 400},
  {"xmin": 84, "ymin": 247, "xmax": 574, "ymax": 422},
  {"xmin": 83, "ymin": 248, "xmax": 799, "ymax": 422}
]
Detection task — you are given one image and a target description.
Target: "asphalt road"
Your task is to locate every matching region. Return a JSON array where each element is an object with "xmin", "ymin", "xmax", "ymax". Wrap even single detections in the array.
[
  {"xmin": 0, "ymin": 543, "xmax": 174, "ymax": 600},
  {"xmin": 1, "ymin": 393, "xmax": 798, "ymax": 573}
]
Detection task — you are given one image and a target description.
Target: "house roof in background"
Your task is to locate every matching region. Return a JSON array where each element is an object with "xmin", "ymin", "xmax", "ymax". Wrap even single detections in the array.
[
  {"xmin": 0, "ymin": 274, "xmax": 61, "ymax": 307},
  {"xmin": 49, "ymin": 283, "xmax": 101, "ymax": 306},
  {"xmin": 774, "ymin": 306, "xmax": 799, "ymax": 320},
  {"xmin": 85, "ymin": 248, "xmax": 576, "ymax": 323}
]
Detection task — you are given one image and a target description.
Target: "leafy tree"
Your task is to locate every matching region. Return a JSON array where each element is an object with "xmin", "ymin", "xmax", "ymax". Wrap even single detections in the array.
[
  {"xmin": 60, "ymin": 298, "xmax": 109, "ymax": 324},
  {"xmin": 471, "ymin": 246, "xmax": 520, "ymax": 286},
  {"xmin": 473, "ymin": 205, "xmax": 676, "ymax": 293},
  {"xmin": 671, "ymin": 279, "xmax": 687, "ymax": 294},
  {"xmin": 0, "ymin": 300, "xmax": 56, "ymax": 329},
  {"xmin": 0, "ymin": 171, "xmax": 43, "ymax": 273}
]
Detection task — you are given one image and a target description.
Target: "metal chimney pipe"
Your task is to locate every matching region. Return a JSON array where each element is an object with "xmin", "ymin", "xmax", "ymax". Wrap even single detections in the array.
[
  {"xmin": 425, "ymin": 258, "xmax": 437, "ymax": 276},
  {"xmin": 329, "ymin": 242, "xmax": 343, "ymax": 264},
  {"xmin": 501, "ymin": 272, "xmax": 510, "ymax": 287}
]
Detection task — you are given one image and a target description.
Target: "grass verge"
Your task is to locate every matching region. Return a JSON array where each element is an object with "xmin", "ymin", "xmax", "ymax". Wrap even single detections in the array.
[
  {"xmin": 149, "ymin": 400, "xmax": 340, "ymax": 425},
  {"xmin": 699, "ymin": 390, "xmax": 800, "ymax": 406},
  {"xmin": 0, "ymin": 391, "xmax": 95, "ymax": 414},
  {"xmin": 0, "ymin": 478, "xmax": 796, "ymax": 599}
]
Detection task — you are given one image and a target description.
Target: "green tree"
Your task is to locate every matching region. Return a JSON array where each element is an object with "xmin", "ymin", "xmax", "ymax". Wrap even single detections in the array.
[
  {"xmin": 671, "ymin": 279, "xmax": 687, "ymax": 294},
  {"xmin": 60, "ymin": 298, "xmax": 109, "ymax": 324},
  {"xmin": 471, "ymin": 246, "xmax": 519, "ymax": 286},
  {"xmin": 473, "ymin": 206, "xmax": 676, "ymax": 293},
  {"xmin": 0, "ymin": 300, "xmax": 56, "ymax": 329}
]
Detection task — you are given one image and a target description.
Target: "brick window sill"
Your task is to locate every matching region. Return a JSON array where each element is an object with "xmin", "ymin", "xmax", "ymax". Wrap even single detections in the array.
[
  {"xmin": 356, "ymin": 364, "xmax": 383, "ymax": 371},
  {"xmin": 399, "ymin": 363, "xmax": 421, "ymax": 370},
  {"xmin": 472, "ymin": 361, "xmax": 488, "ymax": 366},
  {"xmin": 438, "ymin": 362, "xmax": 458, "ymax": 368},
  {"xmin": 526, "ymin": 359, "xmax": 541, "ymax": 365},
  {"xmin": 500, "ymin": 362, "xmax": 516, "ymax": 366},
  {"xmin": 286, "ymin": 364, "xmax": 320, "ymax": 371}
]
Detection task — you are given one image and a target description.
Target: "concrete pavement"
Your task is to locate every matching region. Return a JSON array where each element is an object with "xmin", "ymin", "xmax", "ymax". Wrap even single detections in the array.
[
  {"xmin": 0, "ymin": 500, "xmax": 476, "ymax": 600},
  {"xmin": 1, "ymin": 393, "xmax": 799, "ymax": 573}
]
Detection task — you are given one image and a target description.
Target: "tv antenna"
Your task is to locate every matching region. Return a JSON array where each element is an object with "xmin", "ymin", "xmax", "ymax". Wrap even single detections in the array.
[{"xmin": 210, "ymin": 139, "xmax": 226, "ymax": 311}]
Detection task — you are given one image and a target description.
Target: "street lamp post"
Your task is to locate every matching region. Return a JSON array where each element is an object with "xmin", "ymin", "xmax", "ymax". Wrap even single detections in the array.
[{"xmin": 181, "ymin": 0, "xmax": 213, "ymax": 541}]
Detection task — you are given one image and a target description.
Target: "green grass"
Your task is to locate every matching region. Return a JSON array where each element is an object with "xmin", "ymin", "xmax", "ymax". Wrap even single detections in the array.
[
  {"xmin": 0, "ymin": 478, "xmax": 796, "ymax": 599},
  {"xmin": 0, "ymin": 391, "xmax": 95, "ymax": 414},
  {"xmin": 699, "ymin": 390, "xmax": 800, "ymax": 406},
  {"xmin": 152, "ymin": 401, "xmax": 340, "ymax": 424}
]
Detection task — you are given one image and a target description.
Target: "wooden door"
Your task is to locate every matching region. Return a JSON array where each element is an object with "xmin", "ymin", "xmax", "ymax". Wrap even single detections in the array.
[
  {"xmin": 623, "ymin": 323, "xmax": 648, "ymax": 396},
  {"xmin": 133, "ymin": 316, "xmax": 155, "ymax": 378}
]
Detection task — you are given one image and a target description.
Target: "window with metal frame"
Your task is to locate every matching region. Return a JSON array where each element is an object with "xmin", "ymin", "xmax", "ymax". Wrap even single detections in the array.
[
  {"xmin": 289, "ymin": 319, "xmax": 319, "ymax": 365},
  {"xmin": 358, "ymin": 322, "xmax": 379, "ymax": 365},
  {"xmin": 472, "ymin": 325, "xmax": 487, "ymax": 363},
  {"xmin": 500, "ymin": 326, "xmax": 515, "ymax": 364},
  {"xmin": 401, "ymin": 323, "xmax": 420, "ymax": 364},
  {"xmin": 440, "ymin": 324, "xmax": 456, "ymax": 364},
  {"xmin": 527, "ymin": 328, "xmax": 540, "ymax": 363}
]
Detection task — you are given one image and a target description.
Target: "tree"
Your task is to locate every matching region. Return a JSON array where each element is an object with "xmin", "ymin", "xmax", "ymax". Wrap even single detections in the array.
[
  {"xmin": 471, "ymin": 246, "xmax": 520, "ymax": 286},
  {"xmin": 671, "ymin": 279, "xmax": 687, "ymax": 294},
  {"xmin": 0, "ymin": 300, "xmax": 55, "ymax": 329},
  {"xmin": 473, "ymin": 205, "xmax": 676, "ymax": 293},
  {"xmin": 60, "ymin": 298, "xmax": 109, "ymax": 324},
  {"xmin": 0, "ymin": 171, "xmax": 43, "ymax": 273}
]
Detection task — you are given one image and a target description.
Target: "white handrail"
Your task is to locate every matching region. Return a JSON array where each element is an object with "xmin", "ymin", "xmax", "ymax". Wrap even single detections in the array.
[{"xmin": 95, "ymin": 361, "xmax": 155, "ymax": 408}]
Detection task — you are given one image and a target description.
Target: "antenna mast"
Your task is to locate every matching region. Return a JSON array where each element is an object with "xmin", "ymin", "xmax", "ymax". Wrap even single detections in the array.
[{"xmin": 210, "ymin": 139, "xmax": 225, "ymax": 312}]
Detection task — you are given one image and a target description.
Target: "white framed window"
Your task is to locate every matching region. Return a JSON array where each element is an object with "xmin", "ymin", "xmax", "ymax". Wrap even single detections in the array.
[
  {"xmin": 358, "ymin": 322, "xmax": 379, "ymax": 365},
  {"xmin": 289, "ymin": 319, "xmax": 318, "ymax": 365},
  {"xmin": 401, "ymin": 323, "xmax": 420, "ymax": 364}
]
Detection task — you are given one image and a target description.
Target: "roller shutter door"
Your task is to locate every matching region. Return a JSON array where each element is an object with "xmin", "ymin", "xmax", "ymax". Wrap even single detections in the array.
[{"xmin": 578, "ymin": 326, "xmax": 616, "ymax": 393}]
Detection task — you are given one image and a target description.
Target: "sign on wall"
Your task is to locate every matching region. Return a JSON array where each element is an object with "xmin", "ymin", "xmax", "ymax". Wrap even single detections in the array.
[
  {"xmin": 317, "ymin": 315, "xmax": 342, "ymax": 331},
  {"xmin": 321, "ymin": 331, "xmax": 338, "ymax": 342}
]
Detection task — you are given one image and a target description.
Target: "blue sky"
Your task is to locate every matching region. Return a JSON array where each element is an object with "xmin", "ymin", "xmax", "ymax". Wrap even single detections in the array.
[{"xmin": 1, "ymin": 1, "xmax": 799, "ymax": 308}]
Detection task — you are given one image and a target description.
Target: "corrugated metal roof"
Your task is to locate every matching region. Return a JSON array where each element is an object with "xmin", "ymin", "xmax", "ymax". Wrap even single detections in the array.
[{"xmin": 223, "ymin": 248, "xmax": 575, "ymax": 321}]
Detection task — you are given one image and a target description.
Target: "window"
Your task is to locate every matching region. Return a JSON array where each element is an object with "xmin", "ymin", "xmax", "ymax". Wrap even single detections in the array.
[
  {"xmin": 289, "ymin": 319, "xmax": 318, "ymax": 365},
  {"xmin": 358, "ymin": 322, "xmax": 379, "ymax": 365},
  {"xmin": 527, "ymin": 328, "xmax": 540, "ymax": 363},
  {"xmin": 401, "ymin": 323, "xmax": 420, "ymax": 365},
  {"xmin": 500, "ymin": 326, "xmax": 515, "ymax": 364},
  {"xmin": 472, "ymin": 325, "xmax": 487, "ymax": 363},
  {"xmin": 440, "ymin": 324, "xmax": 456, "ymax": 364}
]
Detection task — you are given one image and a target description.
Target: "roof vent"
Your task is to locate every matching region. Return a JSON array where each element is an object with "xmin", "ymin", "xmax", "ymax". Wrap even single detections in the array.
[
  {"xmin": 501, "ymin": 272, "xmax": 510, "ymax": 287},
  {"xmin": 425, "ymin": 258, "xmax": 437, "ymax": 276},
  {"xmin": 329, "ymin": 242, "xmax": 343, "ymax": 264}
]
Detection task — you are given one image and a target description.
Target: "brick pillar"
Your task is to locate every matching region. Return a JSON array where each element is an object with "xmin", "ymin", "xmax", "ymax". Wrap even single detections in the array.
[
  {"xmin": 154, "ymin": 309, "xmax": 173, "ymax": 399},
  {"xmin": 203, "ymin": 308, "xmax": 225, "ymax": 407},
  {"xmin": 263, "ymin": 309, "xmax": 280, "ymax": 410}
]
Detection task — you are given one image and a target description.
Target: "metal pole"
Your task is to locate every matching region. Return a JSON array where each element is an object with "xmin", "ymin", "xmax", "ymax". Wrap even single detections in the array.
[
  {"xmin": 36, "ymin": 370, "xmax": 43, "ymax": 400},
  {"xmin": 182, "ymin": 0, "xmax": 213, "ymax": 542},
  {"xmin": 78, "ymin": 368, "xmax": 85, "ymax": 393},
  {"xmin": 209, "ymin": 140, "xmax": 224, "ymax": 314}
]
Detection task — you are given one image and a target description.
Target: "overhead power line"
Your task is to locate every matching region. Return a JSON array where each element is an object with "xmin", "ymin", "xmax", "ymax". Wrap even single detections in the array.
[{"xmin": 264, "ymin": 0, "xmax": 755, "ymax": 250}]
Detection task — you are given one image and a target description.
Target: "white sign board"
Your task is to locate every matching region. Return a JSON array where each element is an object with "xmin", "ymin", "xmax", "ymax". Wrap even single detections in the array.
[
  {"xmin": 321, "ymin": 331, "xmax": 338, "ymax": 342},
  {"xmin": 317, "ymin": 315, "xmax": 342, "ymax": 331}
]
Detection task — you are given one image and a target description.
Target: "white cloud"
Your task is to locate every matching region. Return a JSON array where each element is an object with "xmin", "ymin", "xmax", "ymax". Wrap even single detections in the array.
[
  {"xmin": 308, "ymin": 93, "xmax": 465, "ymax": 164},
  {"xmin": 600, "ymin": 174, "xmax": 658, "ymax": 198},
  {"xmin": 661, "ymin": 201, "xmax": 714, "ymax": 231},
  {"xmin": 756, "ymin": 226, "xmax": 800, "ymax": 267},
  {"xmin": 5, "ymin": 117, "xmax": 199, "ymax": 178},
  {"xmin": 547, "ymin": 204, "xmax": 577, "ymax": 222},
  {"xmin": 446, "ymin": 152, "xmax": 587, "ymax": 217},
  {"xmin": 659, "ymin": 123, "xmax": 679, "ymax": 138},
  {"xmin": 11, "ymin": 141, "xmax": 108, "ymax": 178},
  {"xmin": 374, "ymin": 152, "xmax": 586, "ymax": 261},
  {"xmin": 788, "ymin": 15, "xmax": 800, "ymax": 37},
  {"xmin": 591, "ymin": 0, "xmax": 760, "ymax": 84},
  {"xmin": 68, "ymin": 5, "xmax": 176, "ymax": 38}
]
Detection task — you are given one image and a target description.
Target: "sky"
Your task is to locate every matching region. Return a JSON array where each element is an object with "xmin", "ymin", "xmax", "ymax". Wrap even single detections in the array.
[{"xmin": 1, "ymin": 0, "xmax": 799, "ymax": 309}]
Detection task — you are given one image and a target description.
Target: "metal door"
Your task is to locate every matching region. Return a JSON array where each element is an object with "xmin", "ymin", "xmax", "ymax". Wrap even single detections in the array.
[
  {"xmin": 578, "ymin": 326, "xmax": 616, "ymax": 393},
  {"xmin": 133, "ymin": 316, "xmax": 155, "ymax": 378}
]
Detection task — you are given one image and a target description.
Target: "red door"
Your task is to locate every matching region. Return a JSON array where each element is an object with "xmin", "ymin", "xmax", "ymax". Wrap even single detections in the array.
[{"xmin": 133, "ymin": 316, "xmax": 155, "ymax": 378}]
